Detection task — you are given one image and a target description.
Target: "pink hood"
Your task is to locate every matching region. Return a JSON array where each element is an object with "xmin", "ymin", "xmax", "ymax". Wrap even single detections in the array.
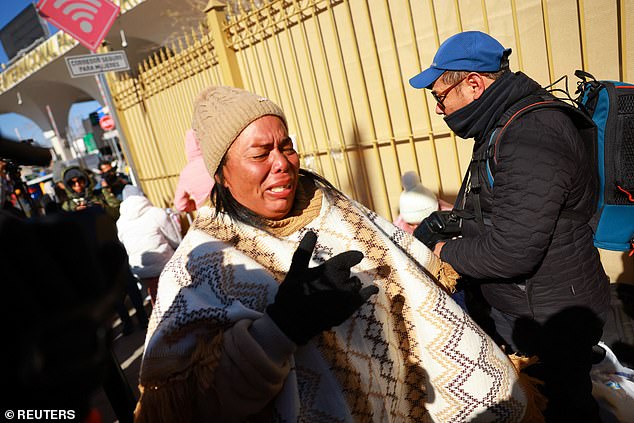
[
  {"xmin": 184, "ymin": 129, "xmax": 203, "ymax": 162},
  {"xmin": 173, "ymin": 129, "xmax": 214, "ymax": 212}
]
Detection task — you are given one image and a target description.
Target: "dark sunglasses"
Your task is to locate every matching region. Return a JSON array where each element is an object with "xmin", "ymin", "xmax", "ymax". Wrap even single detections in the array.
[
  {"xmin": 70, "ymin": 178, "xmax": 85, "ymax": 186},
  {"xmin": 431, "ymin": 76, "xmax": 467, "ymax": 110}
]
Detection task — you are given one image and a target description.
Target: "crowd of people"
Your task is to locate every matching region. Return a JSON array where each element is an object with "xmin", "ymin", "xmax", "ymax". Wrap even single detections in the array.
[
  {"xmin": 2, "ymin": 155, "xmax": 168, "ymax": 336},
  {"xmin": 7, "ymin": 29, "xmax": 627, "ymax": 423}
]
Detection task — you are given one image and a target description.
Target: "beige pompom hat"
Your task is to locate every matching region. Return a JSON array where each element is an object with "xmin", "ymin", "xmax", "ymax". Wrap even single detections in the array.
[{"xmin": 192, "ymin": 85, "xmax": 287, "ymax": 176}]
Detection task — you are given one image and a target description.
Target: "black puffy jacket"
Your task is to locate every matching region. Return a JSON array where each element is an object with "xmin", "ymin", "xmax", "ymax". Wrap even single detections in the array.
[{"xmin": 441, "ymin": 72, "xmax": 609, "ymax": 323}]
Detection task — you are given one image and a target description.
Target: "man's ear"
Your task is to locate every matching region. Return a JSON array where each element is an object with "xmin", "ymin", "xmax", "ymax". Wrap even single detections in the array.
[{"xmin": 466, "ymin": 72, "xmax": 488, "ymax": 100}]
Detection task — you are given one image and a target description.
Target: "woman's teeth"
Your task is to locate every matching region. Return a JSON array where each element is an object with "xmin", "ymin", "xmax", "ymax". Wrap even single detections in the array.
[{"xmin": 270, "ymin": 185, "xmax": 287, "ymax": 193}]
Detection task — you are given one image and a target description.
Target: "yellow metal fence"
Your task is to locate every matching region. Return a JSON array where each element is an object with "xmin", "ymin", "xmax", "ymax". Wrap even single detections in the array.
[
  {"xmin": 108, "ymin": 0, "xmax": 633, "ymax": 281},
  {"xmin": 110, "ymin": 24, "xmax": 222, "ymax": 206}
]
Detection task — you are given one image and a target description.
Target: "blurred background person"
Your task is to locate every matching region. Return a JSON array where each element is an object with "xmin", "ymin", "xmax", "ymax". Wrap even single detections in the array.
[
  {"xmin": 113, "ymin": 265, "xmax": 150, "ymax": 336},
  {"xmin": 393, "ymin": 170, "xmax": 451, "ymax": 234},
  {"xmin": 173, "ymin": 129, "xmax": 214, "ymax": 213},
  {"xmin": 117, "ymin": 185, "xmax": 180, "ymax": 305},
  {"xmin": 61, "ymin": 167, "xmax": 145, "ymax": 334},
  {"xmin": 61, "ymin": 165, "xmax": 120, "ymax": 220},
  {"xmin": 2, "ymin": 206, "xmax": 131, "ymax": 420},
  {"xmin": 0, "ymin": 159, "xmax": 27, "ymax": 218},
  {"xmin": 99, "ymin": 159, "xmax": 130, "ymax": 201}
]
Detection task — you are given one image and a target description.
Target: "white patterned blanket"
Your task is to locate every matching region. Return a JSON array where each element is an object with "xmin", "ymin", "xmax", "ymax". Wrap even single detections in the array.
[{"xmin": 141, "ymin": 188, "xmax": 527, "ymax": 422}]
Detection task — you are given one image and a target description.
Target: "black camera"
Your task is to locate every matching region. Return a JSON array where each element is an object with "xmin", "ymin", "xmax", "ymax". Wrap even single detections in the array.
[
  {"xmin": 413, "ymin": 210, "xmax": 462, "ymax": 250},
  {"xmin": 103, "ymin": 170, "xmax": 118, "ymax": 186},
  {"xmin": 0, "ymin": 136, "xmax": 52, "ymax": 167}
]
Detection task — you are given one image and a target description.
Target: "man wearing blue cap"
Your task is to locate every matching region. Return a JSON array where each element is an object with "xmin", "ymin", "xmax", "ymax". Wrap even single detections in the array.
[{"xmin": 410, "ymin": 31, "xmax": 609, "ymax": 422}]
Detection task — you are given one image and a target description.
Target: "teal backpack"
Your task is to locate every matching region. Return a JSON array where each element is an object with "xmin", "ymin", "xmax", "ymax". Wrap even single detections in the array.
[{"xmin": 575, "ymin": 71, "xmax": 634, "ymax": 252}]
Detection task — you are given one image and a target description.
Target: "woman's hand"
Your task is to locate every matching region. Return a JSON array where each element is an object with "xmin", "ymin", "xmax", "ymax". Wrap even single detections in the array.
[{"xmin": 267, "ymin": 231, "xmax": 379, "ymax": 345}]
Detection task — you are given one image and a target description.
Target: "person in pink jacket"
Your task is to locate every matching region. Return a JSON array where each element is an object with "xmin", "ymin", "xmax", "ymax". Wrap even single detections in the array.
[{"xmin": 173, "ymin": 129, "xmax": 214, "ymax": 212}]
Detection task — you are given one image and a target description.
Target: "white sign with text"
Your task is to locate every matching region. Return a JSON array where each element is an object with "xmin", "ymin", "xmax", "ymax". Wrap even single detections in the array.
[{"xmin": 65, "ymin": 51, "xmax": 130, "ymax": 78}]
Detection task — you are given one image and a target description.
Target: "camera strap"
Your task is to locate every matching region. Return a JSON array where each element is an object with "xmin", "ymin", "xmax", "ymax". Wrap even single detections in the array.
[
  {"xmin": 446, "ymin": 169, "xmax": 484, "ymax": 233},
  {"xmin": 452, "ymin": 155, "xmax": 487, "ymax": 232},
  {"xmin": 468, "ymin": 157, "xmax": 488, "ymax": 233}
]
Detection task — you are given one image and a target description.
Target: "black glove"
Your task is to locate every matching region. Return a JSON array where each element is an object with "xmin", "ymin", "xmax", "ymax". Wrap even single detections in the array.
[
  {"xmin": 413, "ymin": 210, "xmax": 462, "ymax": 250},
  {"xmin": 267, "ymin": 231, "xmax": 379, "ymax": 345}
]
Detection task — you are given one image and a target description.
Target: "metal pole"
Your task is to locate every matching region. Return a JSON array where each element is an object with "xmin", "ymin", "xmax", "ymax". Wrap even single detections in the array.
[
  {"xmin": 95, "ymin": 73, "xmax": 140, "ymax": 186},
  {"xmin": 47, "ymin": 104, "xmax": 85, "ymax": 167}
]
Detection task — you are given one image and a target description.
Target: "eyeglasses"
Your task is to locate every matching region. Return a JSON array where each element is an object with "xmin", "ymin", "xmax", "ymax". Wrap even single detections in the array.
[
  {"xmin": 70, "ymin": 178, "xmax": 85, "ymax": 186},
  {"xmin": 431, "ymin": 76, "xmax": 467, "ymax": 110}
]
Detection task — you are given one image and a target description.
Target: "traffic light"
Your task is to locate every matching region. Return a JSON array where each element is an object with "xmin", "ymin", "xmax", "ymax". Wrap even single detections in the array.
[{"xmin": 89, "ymin": 112, "xmax": 100, "ymax": 126}]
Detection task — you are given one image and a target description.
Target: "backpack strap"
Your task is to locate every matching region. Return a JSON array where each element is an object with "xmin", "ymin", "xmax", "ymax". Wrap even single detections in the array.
[
  {"xmin": 485, "ymin": 94, "xmax": 595, "ymax": 183},
  {"xmin": 486, "ymin": 94, "xmax": 559, "ymax": 180}
]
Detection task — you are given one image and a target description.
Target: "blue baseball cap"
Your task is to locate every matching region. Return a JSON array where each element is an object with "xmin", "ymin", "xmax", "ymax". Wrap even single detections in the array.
[{"xmin": 409, "ymin": 31, "xmax": 512, "ymax": 89}]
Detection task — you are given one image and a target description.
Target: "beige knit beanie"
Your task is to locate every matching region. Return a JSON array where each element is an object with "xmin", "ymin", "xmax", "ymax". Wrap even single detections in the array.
[{"xmin": 192, "ymin": 86, "xmax": 287, "ymax": 176}]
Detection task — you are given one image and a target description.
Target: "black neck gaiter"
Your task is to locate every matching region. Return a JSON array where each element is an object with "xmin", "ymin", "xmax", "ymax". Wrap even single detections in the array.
[{"xmin": 443, "ymin": 72, "xmax": 542, "ymax": 145}]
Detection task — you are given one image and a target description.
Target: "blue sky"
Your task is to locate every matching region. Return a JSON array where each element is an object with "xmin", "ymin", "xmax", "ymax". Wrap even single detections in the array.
[{"xmin": 0, "ymin": 0, "xmax": 100, "ymax": 147}]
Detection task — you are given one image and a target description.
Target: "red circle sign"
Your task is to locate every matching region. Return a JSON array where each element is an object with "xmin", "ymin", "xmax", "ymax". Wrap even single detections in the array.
[{"xmin": 99, "ymin": 115, "xmax": 115, "ymax": 131}]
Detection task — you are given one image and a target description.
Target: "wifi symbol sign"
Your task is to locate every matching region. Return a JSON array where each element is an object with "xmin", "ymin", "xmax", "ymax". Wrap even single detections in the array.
[
  {"xmin": 53, "ymin": 0, "xmax": 101, "ymax": 33},
  {"xmin": 37, "ymin": 0, "xmax": 120, "ymax": 52}
]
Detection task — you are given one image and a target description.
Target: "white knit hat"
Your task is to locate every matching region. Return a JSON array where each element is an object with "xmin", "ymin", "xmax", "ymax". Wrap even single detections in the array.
[
  {"xmin": 192, "ymin": 86, "xmax": 287, "ymax": 176},
  {"xmin": 399, "ymin": 171, "xmax": 438, "ymax": 224}
]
